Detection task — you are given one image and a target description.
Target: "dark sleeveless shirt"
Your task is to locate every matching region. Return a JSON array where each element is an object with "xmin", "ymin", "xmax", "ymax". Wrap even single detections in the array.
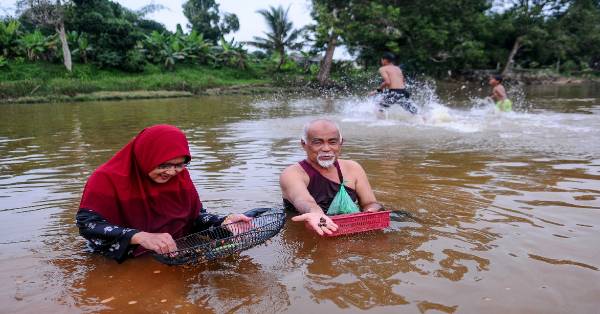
[{"xmin": 283, "ymin": 160, "xmax": 358, "ymax": 212}]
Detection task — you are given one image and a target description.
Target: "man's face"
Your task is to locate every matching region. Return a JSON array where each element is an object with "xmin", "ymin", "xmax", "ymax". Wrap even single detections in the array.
[
  {"xmin": 489, "ymin": 77, "xmax": 498, "ymax": 86},
  {"xmin": 302, "ymin": 123, "xmax": 342, "ymax": 168}
]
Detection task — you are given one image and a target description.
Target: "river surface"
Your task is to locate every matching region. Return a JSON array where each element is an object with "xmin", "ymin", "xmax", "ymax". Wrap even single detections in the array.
[{"xmin": 1, "ymin": 82, "xmax": 599, "ymax": 313}]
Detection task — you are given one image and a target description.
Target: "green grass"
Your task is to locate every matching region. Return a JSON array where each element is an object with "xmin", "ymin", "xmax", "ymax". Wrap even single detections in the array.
[{"xmin": 0, "ymin": 61, "xmax": 273, "ymax": 102}]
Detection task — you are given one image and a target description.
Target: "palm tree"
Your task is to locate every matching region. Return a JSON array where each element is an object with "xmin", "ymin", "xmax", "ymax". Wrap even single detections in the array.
[{"xmin": 247, "ymin": 5, "xmax": 302, "ymax": 71}]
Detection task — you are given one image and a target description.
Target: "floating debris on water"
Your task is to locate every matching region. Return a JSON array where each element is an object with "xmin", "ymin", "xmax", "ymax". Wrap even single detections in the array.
[{"xmin": 100, "ymin": 296, "xmax": 115, "ymax": 304}]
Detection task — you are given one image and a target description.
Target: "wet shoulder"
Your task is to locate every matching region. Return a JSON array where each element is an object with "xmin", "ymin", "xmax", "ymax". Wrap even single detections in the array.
[
  {"xmin": 281, "ymin": 163, "xmax": 309, "ymax": 180},
  {"xmin": 338, "ymin": 159, "xmax": 365, "ymax": 174}
]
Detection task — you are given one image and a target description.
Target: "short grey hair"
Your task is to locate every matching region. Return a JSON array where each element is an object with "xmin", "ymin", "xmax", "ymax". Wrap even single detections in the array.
[{"xmin": 300, "ymin": 118, "xmax": 343, "ymax": 143}]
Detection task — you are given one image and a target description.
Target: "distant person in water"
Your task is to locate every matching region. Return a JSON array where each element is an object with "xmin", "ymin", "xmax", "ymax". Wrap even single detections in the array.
[
  {"xmin": 369, "ymin": 52, "xmax": 418, "ymax": 114},
  {"xmin": 489, "ymin": 75, "xmax": 512, "ymax": 112}
]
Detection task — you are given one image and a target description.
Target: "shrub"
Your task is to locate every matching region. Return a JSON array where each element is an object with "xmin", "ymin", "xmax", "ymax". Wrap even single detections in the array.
[
  {"xmin": 96, "ymin": 51, "xmax": 122, "ymax": 68},
  {"xmin": 122, "ymin": 49, "xmax": 146, "ymax": 72}
]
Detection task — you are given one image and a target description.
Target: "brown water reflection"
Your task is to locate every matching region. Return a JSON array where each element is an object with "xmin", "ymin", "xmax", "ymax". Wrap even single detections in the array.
[{"xmin": 1, "ymin": 84, "xmax": 600, "ymax": 313}]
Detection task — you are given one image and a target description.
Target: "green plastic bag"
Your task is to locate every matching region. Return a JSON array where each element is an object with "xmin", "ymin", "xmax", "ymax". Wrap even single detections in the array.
[{"xmin": 326, "ymin": 183, "xmax": 360, "ymax": 215}]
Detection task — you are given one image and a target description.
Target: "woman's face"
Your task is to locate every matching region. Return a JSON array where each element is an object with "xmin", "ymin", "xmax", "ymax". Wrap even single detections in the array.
[{"xmin": 148, "ymin": 156, "xmax": 188, "ymax": 184}]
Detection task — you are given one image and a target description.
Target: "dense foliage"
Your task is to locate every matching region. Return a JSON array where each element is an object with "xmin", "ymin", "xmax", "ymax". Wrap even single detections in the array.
[
  {"xmin": 324, "ymin": 0, "xmax": 600, "ymax": 75},
  {"xmin": 1, "ymin": 0, "xmax": 252, "ymax": 73},
  {"xmin": 1, "ymin": 0, "xmax": 598, "ymax": 79},
  {"xmin": 182, "ymin": 0, "xmax": 239, "ymax": 44}
]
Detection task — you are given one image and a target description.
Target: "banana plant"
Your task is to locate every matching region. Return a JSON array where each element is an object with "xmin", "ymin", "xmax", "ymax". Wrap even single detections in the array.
[
  {"xmin": 0, "ymin": 19, "xmax": 21, "ymax": 57},
  {"xmin": 0, "ymin": 55, "xmax": 8, "ymax": 67},
  {"xmin": 70, "ymin": 32, "xmax": 93, "ymax": 64},
  {"xmin": 217, "ymin": 38, "xmax": 248, "ymax": 70},
  {"xmin": 161, "ymin": 37, "xmax": 188, "ymax": 70},
  {"xmin": 17, "ymin": 30, "xmax": 47, "ymax": 61},
  {"xmin": 142, "ymin": 31, "xmax": 170, "ymax": 64},
  {"xmin": 44, "ymin": 34, "xmax": 59, "ymax": 61},
  {"xmin": 183, "ymin": 30, "xmax": 215, "ymax": 64}
]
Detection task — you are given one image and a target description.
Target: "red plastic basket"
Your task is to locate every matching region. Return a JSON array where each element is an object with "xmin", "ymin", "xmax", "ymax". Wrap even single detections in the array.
[{"xmin": 325, "ymin": 210, "xmax": 391, "ymax": 237}]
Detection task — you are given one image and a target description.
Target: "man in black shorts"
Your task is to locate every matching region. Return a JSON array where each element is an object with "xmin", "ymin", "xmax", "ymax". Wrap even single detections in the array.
[{"xmin": 369, "ymin": 52, "xmax": 418, "ymax": 114}]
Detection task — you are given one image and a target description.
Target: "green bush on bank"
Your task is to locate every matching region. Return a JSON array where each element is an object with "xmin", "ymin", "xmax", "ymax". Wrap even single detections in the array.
[{"xmin": 0, "ymin": 61, "xmax": 270, "ymax": 100}]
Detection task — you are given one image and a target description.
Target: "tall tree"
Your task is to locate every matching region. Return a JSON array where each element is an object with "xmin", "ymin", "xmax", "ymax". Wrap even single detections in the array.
[
  {"xmin": 331, "ymin": 0, "xmax": 492, "ymax": 76},
  {"xmin": 67, "ymin": 0, "xmax": 151, "ymax": 71},
  {"xmin": 247, "ymin": 5, "xmax": 302, "ymax": 71},
  {"xmin": 182, "ymin": 0, "xmax": 239, "ymax": 44},
  {"xmin": 553, "ymin": 0, "xmax": 600, "ymax": 71},
  {"xmin": 496, "ymin": 0, "xmax": 567, "ymax": 75},
  {"xmin": 17, "ymin": 0, "xmax": 72, "ymax": 71},
  {"xmin": 310, "ymin": 0, "xmax": 348, "ymax": 86}
]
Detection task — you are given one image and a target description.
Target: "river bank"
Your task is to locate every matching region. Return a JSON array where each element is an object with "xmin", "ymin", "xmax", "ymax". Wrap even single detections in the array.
[
  {"xmin": 1, "ymin": 62, "xmax": 597, "ymax": 104},
  {"xmin": 0, "ymin": 62, "xmax": 283, "ymax": 104}
]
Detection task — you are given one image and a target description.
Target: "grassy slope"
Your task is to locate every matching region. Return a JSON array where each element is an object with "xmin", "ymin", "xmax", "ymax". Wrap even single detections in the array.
[{"xmin": 0, "ymin": 62, "xmax": 271, "ymax": 101}]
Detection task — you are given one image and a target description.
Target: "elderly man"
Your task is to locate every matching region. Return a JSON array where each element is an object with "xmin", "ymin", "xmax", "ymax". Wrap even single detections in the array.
[{"xmin": 280, "ymin": 119, "xmax": 383, "ymax": 236}]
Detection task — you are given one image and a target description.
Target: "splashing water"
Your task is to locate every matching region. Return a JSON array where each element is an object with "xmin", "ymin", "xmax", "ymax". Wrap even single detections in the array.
[
  {"xmin": 315, "ymin": 79, "xmax": 600, "ymax": 156},
  {"xmin": 338, "ymin": 79, "xmax": 503, "ymax": 132}
]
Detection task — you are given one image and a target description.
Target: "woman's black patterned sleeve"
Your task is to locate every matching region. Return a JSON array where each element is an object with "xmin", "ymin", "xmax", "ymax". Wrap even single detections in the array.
[
  {"xmin": 192, "ymin": 206, "xmax": 226, "ymax": 233},
  {"xmin": 75, "ymin": 209, "xmax": 140, "ymax": 263}
]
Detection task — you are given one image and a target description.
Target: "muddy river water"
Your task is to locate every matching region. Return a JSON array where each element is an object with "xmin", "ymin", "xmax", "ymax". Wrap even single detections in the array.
[{"xmin": 1, "ymin": 82, "xmax": 599, "ymax": 313}]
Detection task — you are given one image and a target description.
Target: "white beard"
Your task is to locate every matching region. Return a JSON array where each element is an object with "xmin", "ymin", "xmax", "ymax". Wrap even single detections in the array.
[{"xmin": 317, "ymin": 152, "xmax": 336, "ymax": 168}]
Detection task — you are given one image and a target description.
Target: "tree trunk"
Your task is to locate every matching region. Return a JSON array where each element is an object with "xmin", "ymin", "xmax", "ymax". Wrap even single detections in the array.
[
  {"xmin": 276, "ymin": 55, "xmax": 285, "ymax": 71},
  {"xmin": 56, "ymin": 22, "xmax": 72, "ymax": 72},
  {"xmin": 502, "ymin": 36, "xmax": 523, "ymax": 76},
  {"xmin": 276, "ymin": 47, "xmax": 286, "ymax": 71},
  {"xmin": 317, "ymin": 34, "xmax": 337, "ymax": 86}
]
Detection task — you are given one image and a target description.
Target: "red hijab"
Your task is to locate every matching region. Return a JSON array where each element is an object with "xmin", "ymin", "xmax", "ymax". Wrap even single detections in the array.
[{"xmin": 79, "ymin": 124, "xmax": 201, "ymax": 239}]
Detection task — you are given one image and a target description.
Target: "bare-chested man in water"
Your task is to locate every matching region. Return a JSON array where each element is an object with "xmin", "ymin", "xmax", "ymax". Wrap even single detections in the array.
[{"xmin": 369, "ymin": 52, "xmax": 418, "ymax": 114}]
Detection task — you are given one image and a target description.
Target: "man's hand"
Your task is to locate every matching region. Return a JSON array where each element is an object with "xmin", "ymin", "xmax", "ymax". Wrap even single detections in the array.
[
  {"xmin": 368, "ymin": 90, "xmax": 378, "ymax": 97},
  {"xmin": 131, "ymin": 231, "xmax": 177, "ymax": 254},
  {"xmin": 222, "ymin": 214, "xmax": 253, "ymax": 235},
  {"xmin": 291, "ymin": 212, "xmax": 338, "ymax": 236}
]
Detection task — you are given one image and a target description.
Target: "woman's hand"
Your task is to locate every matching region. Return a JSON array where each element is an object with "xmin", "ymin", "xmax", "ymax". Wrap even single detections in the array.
[
  {"xmin": 130, "ymin": 231, "xmax": 177, "ymax": 254},
  {"xmin": 291, "ymin": 212, "xmax": 338, "ymax": 236},
  {"xmin": 222, "ymin": 214, "xmax": 253, "ymax": 235}
]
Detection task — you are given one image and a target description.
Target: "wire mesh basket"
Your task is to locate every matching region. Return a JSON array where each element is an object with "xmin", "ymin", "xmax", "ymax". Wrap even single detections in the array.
[
  {"xmin": 153, "ymin": 208, "xmax": 285, "ymax": 265},
  {"xmin": 325, "ymin": 210, "xmax": 391, "ymax": 237}
]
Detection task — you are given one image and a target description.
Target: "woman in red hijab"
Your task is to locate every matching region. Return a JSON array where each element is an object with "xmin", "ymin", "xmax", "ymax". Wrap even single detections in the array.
[{"xmin": 76, "ymin": 124, "xmax": 250, "ymax": 263}]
